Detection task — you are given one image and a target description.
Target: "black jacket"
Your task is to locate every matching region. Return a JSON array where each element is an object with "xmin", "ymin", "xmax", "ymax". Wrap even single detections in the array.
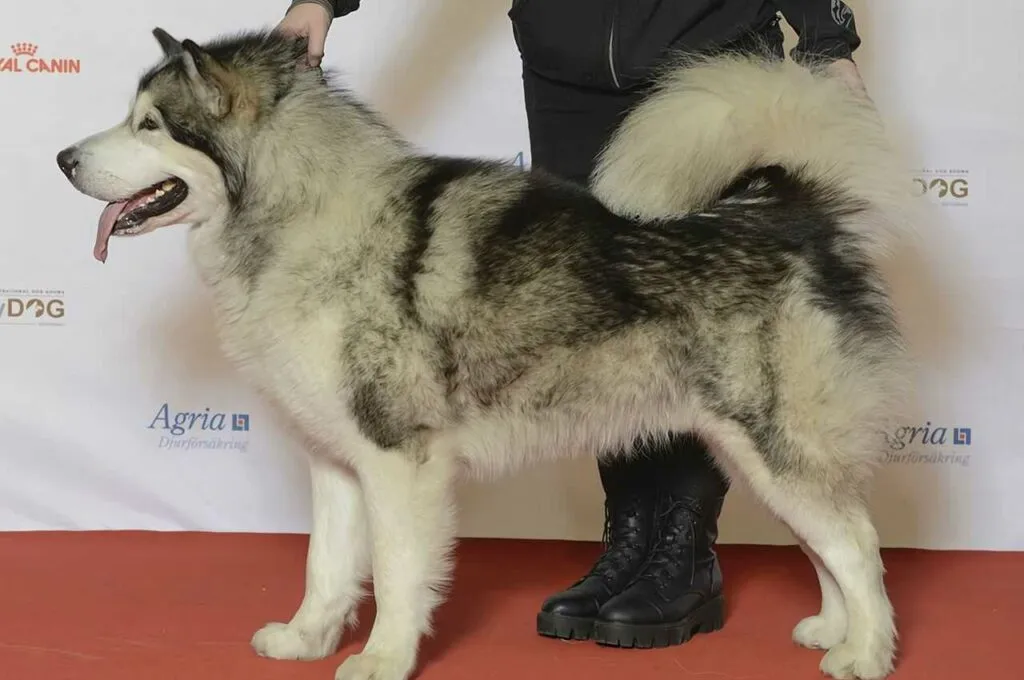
[{"xmin": 290, "ymin": 0, "xmax": 860, "ymax": 91}]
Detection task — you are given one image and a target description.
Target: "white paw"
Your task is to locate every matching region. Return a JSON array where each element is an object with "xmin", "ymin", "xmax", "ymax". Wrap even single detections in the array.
[
  {"xmin": 792, "ymin": 614, "xmax": 846, "ymax": 650},
  {"xmin": 335, "ymin": 651, "xmax": 414, "ymax": 680},
  {"xmin": 251, "ymin": 621, "xmax": 340, "ymax": 661},
  {"xmin": 819, "ymin": 641, "xmax": 895, "ymax": 680}
]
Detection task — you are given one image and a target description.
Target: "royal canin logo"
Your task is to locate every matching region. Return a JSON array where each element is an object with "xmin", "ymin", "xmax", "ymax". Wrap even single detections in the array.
[{"xmin": 0, "ymin": 42, "xmax": 81, "ymax": 74}]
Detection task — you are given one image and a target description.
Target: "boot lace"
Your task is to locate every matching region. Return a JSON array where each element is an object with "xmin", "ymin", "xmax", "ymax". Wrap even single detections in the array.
[
  {"xmin": 583, "ymin": 496, "xmax": 649, "ymax": 583},
  {"xmin": 636, "ymin": 499, "xmax": 698, "ymax": 587}
]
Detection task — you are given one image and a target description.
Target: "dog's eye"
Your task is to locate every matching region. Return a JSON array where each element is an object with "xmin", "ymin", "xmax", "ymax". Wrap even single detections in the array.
[{"xmin": 139, "ymin": 115, "xmax": 160, "ymax": 131}]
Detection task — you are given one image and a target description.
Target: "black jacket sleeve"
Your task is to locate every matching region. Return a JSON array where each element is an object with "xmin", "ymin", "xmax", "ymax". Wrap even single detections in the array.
[
  {"xmin": 771, "ymin": 0, "xmax": 861, "ymax": 61},
  {"xmin": 287, "ymin": 0, "xmax": 361, "ymax": 19}
]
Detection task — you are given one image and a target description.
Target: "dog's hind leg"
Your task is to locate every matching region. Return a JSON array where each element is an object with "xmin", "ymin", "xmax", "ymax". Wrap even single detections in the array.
[
  {"xmin": 792, "ymin": 540, "xmax": 848, "ymax": 650},
  {"xmin": 713, "ymin": 426, "xmax": 895, "ymax": 680},
  {"xmin": 788, "ymin": 495, "xmax": 893, "ymax": 680},
  {"xmin": 335, "ymin": 441, "xmax": 458, "ymax": 680},
  {"xmin": 252, "ymin": 456, "xmax": 370, "ymax": 661}
]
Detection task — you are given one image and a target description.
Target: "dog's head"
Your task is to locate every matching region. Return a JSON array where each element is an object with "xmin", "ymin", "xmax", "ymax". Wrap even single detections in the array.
[{"xmin": 56, "ymin": 27, "xmax": 312, "ymax": 262}]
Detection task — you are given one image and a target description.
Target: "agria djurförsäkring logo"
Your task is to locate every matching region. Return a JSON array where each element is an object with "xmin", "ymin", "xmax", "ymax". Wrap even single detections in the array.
[
  {"xmin": 883, "ymin": 422, "xmax": 972, "ymax": 468},
  {"xmin": 148, "ymin": 403, "xmax": 250, "ymax": 452}
]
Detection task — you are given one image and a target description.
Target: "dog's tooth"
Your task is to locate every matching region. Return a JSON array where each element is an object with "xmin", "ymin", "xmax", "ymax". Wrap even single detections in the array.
[{"xmin": 155, "ymin": 188, "xmax": 165, "ymax": 197}]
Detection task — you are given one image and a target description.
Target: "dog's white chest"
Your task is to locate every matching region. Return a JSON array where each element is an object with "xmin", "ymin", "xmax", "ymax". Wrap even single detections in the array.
[{"xmin": 213, "ymin": 289, "xmax": 357, "ymax": 450}]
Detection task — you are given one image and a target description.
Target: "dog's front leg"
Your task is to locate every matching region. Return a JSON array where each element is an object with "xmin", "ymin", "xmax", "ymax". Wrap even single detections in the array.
[
  {"xmin": 252, "ymin": 455, "xmax": 370, "ymax": 660},
  {"xmin": 335, "ymin": 444, "xmax": 457, "ymax": 680}
]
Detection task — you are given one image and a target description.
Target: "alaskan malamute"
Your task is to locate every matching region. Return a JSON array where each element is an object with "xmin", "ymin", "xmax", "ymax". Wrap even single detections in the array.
[{"xmin": 57, "ymin": 27, "xmax": 916, "ymax": 680}]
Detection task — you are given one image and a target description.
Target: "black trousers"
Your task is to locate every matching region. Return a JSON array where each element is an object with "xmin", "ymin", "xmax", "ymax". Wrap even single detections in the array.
[
  {"xmin": 516, "ymin": 20, "xmax": 785, "ymax": 497},
  {"xmin": 521, "ymin": 22, "xmax": 785, "ymax": 185}
]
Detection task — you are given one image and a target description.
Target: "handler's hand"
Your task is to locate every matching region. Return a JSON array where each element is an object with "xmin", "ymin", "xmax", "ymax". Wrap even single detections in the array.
[
  {"xmin": 827, "ymin": 58, "xmax": 868, "ymax": 97},
  {"xmin": 278, "ymin": 2, "xmax": 332, "ymax": 67}
]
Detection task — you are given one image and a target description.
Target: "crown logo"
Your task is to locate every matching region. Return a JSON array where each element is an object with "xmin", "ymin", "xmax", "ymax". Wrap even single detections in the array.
[{"xmin": 11, "ymin": 42, "xmax": 38, "ymax": 56}]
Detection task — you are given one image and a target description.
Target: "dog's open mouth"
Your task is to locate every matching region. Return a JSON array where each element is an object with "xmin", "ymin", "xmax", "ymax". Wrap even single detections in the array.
[
  {"xmin": 104, "ymin": 178, "xmax": 188, "ymax": 235},
  {"xmin": 94, "ymin": 177, "xmax": 188, "ymax": 262}
]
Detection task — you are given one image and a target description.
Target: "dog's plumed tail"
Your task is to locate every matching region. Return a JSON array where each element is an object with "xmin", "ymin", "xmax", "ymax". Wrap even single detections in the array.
[{"xmin": 590, "ymin": 52, "xmax": 917, "ymax": 259}]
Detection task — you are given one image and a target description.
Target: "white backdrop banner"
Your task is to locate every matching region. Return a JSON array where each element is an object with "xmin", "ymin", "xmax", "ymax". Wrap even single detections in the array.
[{"xmin": 2, "ymin": 1, "xmax": 1022, "ymax": 550}]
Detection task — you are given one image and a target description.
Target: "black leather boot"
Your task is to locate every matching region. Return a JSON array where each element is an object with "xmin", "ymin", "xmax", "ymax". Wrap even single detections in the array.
[
  {"xmin": 536, "ymin": 455, "xmax": 659, "ymax": 641},
  {"xmin": 592, "ymin": 434, "xmax": 729, "ymax": 648}
]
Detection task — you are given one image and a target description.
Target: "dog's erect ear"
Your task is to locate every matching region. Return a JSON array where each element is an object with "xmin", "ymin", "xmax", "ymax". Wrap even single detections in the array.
[
  {"xmin": 180, "ymin": 39, "xmax": 211, "ymax": 79},
  {"xmin": 153, "ymin": 27, "xmax": 183, "ymax": 58},
  {"xmin": 180, "ymin": 39, "xmax": 232, "ymax": 118}
]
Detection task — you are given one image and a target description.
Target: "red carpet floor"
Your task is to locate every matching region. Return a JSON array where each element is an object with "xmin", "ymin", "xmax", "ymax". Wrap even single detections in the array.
[{"xmin": 0, "ymin": 532, "xmax": 1019, "ymax": 680}]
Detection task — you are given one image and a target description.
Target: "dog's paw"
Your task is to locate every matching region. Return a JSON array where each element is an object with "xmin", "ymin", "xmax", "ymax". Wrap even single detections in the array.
[
  {"xmin": 335, "ymin": 651, "xmax": 414, "ymax": 680},
  {"xmin": 819, "ymin": 641, "xmax": 895, "ymax": 680},
  {"xmin": 251, "ymin": 621, "xmax": 340, "ymax": 661},
  {"xmin": 792, "ymin": 614, "xmax": 845, "ymax": 650}
]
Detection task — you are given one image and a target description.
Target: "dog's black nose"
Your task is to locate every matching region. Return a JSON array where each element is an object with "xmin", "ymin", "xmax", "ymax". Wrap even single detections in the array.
[{"xmin": 56, "ymin": 147, "xmax": 79, "ymax": 180}]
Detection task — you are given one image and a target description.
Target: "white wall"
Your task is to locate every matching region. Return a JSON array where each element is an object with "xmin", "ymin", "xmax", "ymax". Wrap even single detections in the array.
[{"xmin": 3, "ymin": 1, "xmax": 1022, "ymax": 550}]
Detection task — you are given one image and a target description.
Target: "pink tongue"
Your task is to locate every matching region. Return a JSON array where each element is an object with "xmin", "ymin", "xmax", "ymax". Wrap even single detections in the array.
[{"xmin": 95, "ymin": 201, "xmax": 128, "ymax": 263}]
